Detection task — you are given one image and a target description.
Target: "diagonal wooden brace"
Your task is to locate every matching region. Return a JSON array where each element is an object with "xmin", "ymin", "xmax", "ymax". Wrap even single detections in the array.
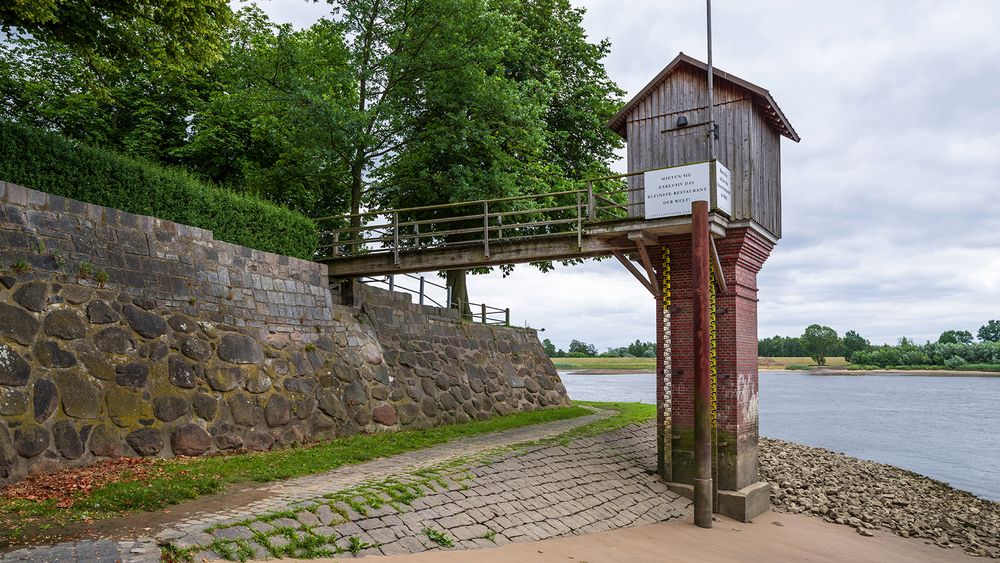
[
  {"xmin": 709, "ymin": 237, "xmax": 728, "ymax": 295},
  {"xmin": 612, "ymin": 249, "xmax": 656, "ymax": 297}
]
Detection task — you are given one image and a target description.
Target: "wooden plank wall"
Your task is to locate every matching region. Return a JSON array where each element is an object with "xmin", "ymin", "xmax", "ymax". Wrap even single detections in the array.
[{"xmin": 624, "ymin": 66, "xmax": 781, "ymax": 238}]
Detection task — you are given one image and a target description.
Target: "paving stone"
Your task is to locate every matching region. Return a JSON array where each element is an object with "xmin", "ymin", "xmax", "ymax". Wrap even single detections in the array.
[{"xmin": 213, "ymin": 525, "xmax": 254, "ymax": 541}]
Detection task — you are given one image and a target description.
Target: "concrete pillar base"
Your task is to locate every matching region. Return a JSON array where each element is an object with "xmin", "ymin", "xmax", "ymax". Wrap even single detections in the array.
[
  {"xmin": 717, "ymin": 481, "xmax": 771, "ymax": 522},
  {"xmin": 666, "ymin": 480, "xmax": 771, "ymax": 523}
]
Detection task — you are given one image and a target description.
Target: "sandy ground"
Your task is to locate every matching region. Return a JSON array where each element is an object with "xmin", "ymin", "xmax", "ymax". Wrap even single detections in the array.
[{"xmin": 271, "ymin": 510, "xmax": 980, "ymax": 563}]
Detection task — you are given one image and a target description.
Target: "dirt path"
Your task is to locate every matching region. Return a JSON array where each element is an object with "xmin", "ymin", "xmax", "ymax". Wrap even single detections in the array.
[{"xmin": 291, "ymin": 510, "xmax": 980, "ymax": 563}]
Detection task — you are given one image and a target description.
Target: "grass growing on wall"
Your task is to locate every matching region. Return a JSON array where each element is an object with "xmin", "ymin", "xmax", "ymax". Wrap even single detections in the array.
[{"xmin": 0, "ymin": 121, "xmax": 318, "ymax": 259}]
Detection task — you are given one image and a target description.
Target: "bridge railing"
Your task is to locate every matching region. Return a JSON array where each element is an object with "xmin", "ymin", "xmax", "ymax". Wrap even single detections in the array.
[
  {"xmin": 313, "ymin": 172, "xmax": 645, "ymax": 261},
  {"xmin": 359, "ymin": 273, "xmax": 510, "ymax": 325}
]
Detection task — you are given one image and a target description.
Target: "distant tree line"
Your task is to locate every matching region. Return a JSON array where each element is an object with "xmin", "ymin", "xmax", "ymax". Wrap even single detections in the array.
[
  {"xmin": 543, "ymin": 339, "xmax": 655, "ymax": 358},
  {"xmin": 759, "ymin": 320, "xmax": 1000, "ymax": 368}
]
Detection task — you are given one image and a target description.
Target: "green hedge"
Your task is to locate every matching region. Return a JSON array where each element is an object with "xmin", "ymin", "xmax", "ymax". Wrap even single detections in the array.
[{"xmin": 0, "ymin": 121, "xmax": 318, "ymax": 259}]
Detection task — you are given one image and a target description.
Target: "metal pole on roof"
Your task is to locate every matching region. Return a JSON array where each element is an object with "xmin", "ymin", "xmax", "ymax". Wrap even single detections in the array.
[{"xmin": 706, "ymin": 0, "xmax": 717, "ymax": 162}]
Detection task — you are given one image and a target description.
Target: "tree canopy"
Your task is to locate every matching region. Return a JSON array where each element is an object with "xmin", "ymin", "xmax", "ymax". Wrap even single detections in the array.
[{"xmin": 800, "ymin": 324, "xmax": 839, "ymax": 366}]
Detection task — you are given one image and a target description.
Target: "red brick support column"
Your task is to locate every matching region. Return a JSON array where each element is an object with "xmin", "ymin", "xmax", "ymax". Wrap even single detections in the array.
[{"xmin": 656, "ymin": 226, "xmax": 774, "ymax": 522}]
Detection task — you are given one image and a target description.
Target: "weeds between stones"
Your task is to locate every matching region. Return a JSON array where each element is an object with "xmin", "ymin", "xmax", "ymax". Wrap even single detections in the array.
[{"xmin": 423, "ymin": 527, "xmax": 454, "ymax": 548}]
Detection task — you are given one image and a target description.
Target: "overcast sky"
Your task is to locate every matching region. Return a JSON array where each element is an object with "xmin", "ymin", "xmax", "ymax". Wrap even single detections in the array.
[{"xmin": 254, "ymin": 0, "xmax": 1000, "ymax": 350}]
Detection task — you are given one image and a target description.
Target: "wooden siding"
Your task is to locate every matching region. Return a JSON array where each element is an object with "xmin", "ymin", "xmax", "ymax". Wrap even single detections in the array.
[{"xmin": 624, "ymin": 66, "xmax": 782, "ymax": 238}]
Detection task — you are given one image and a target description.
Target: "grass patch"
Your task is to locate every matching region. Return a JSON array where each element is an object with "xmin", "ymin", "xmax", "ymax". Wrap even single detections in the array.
[
  {"xmin": 423, "ymin": 527, "xmax": 454, "ymax": 548},
  {"xmin": 552, "ymin": 357, "xmax": 655, "ymax": 371},
  {"xmin": 757, "ymin": 356, "xmax": 849, "ymax": 370},
  {"xmin": 0, "ymin": 406, "xmax": 590, "ymax": 536},
  {"xmin": 557, "ymin": 401, "xmax": 655, "ymax": 441}
]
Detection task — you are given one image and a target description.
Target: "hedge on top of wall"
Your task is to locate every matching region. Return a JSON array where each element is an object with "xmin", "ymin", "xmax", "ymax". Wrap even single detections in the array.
[{"xmin": 0, "ymin": 121, "xmax": 318, "ymax": 260}]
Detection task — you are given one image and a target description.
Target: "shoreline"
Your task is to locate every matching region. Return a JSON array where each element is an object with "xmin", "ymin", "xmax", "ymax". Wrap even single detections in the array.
[{"xmin": 559, "ymin": 367, "xmax": 1000, "ymax": 377}]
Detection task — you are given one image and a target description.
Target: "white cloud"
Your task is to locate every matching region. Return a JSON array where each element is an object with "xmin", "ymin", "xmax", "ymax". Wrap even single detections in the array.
[{"xmin": 254, "ymin": 0, "xmax": 1000, "ymax": 348}]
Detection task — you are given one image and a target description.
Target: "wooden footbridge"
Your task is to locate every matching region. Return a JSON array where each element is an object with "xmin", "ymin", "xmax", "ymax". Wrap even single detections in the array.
[{"xmin": 314, "ymin": 168, "xmax": 734, "ymax": 297}]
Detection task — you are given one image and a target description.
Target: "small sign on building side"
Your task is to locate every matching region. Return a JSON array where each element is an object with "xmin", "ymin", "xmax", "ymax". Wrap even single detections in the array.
[{"xmin": 643, "ymin": 161, "xmax": 732, "ymax": 219}]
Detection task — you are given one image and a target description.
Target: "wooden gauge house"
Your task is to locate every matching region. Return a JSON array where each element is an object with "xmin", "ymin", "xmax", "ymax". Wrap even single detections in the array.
[{"xmin": 608, "ymin": 52, "xmax": 799, "ymax": 240}]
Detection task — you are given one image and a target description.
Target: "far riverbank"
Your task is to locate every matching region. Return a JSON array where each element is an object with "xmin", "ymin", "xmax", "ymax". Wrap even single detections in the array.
[{"xmin": 553, "ymin": 356, "xmax": 1000, "ymax": 376}]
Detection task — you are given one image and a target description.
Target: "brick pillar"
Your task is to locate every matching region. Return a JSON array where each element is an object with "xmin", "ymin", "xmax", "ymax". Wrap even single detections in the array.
[{"xmin": 656, "ymin": 226, "xmax": 774, "ymax": 522}]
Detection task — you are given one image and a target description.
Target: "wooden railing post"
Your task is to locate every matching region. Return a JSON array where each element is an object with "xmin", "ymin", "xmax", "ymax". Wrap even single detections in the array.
[
  {"xmin": 447, "ymin": 286, "xmax": 453, "ymax": 309},
  {"xmin": 587, "ymin": 180, "xmax": 596, "ymax": 221},
  {"xmin": 392, "ymin": 211, "xmax": 400, "ymax": 266},
  {"xmin": 419, "ymin": 276, "xmax": 425, "ymax": 305},
  {"xmin": 481, "ymin": 303, "xmax": 487, "ymax": 324},
  {"xmin": 576, "ymin": 191, "xmax": 583, "ymax": 250},
  {"xmin": 388, "ymin": 274, "xmax": 394, "ymax": 292},
  {"xmin": 332, "ymin": 231, "xmax": 340, "ymax": 257},
  {"xmin": 483, "ymin": 201, "xmax": 490, "ymax": 258},
  {"xmin": 505, "ymin": 308, "xmax": 510, "ymax": 326}
]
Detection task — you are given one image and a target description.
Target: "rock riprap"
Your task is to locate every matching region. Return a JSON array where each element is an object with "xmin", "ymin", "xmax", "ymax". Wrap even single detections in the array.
[
  {"xmin": 0, "ymin": 275, "xmax": 566, "ymax": 486},
  {"xmin": 760, "ymin": 437, "xmax": 1000, "ymax": 559}
]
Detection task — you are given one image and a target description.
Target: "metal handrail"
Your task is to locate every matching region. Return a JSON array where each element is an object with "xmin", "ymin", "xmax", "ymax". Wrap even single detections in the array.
[{"xmin": 360, "ymin": 273, "xmax": 511, "ymax": 325}]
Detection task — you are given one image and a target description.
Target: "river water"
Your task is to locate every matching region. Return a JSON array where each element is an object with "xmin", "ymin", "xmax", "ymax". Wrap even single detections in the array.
[{"xmin": 559, "ymin": 370, "xmax": 1000, "ymax": 501}]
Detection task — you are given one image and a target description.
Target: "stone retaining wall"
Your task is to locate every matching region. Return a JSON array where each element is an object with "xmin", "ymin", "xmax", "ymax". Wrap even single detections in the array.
[{"xmin": 0, "ymin": 181, "xmax": 567, "ymax": 484}]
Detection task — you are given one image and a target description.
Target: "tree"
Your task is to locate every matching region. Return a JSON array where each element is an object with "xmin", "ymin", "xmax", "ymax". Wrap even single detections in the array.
[
  {"xmin": 542, "ymin": 338, "xmax": 557, "ymax": 357},
  {"xmin": 841, "ymin": 330, "xmax": 871, "ymax": 361},
  {"xmin": 0, "ymin": 24, "xmax": 216, "ymax": 163},
  {"xmin": 938, "ymin": 330, "xmax": 974, "ymax": 345},
  {"xmin": 372, "ymin": 0, "xmax": 624, "ymax": 311},
  {"xmin": 177, "ymin": 9, "xmax": 355, "ymax": 216},
  {"xmin": 568, "ymin": 339, "xmax": 597, "ymax": 357},
  {"xmin": 978, "ymin": 320, "xmax": 1000, "ymax": 342},
  {"xmin": 0, "ymin": 0, "xmax": 232, "ymax": 70},
  {"xmin": 800, "ymin": 324, "xmax": 839, "ymax": 366}
]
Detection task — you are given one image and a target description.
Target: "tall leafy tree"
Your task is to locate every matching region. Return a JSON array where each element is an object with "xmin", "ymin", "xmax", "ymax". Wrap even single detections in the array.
[
  {"xmin": 0, "ymin": 0, "xmax": 232, "ymax": 69},
  {"xmin": 177, "ymin": 8, "xmax": 355, "ymax": 216},
  {"xmin": 800, "ymin": 324, "xmax": 839, "ymax": 366},
  {"xmin": 978, "ymin": 320, "xmax": 1000, "ymax": 342},
  {"xmin": 938, "ymin": 330, "xmax": 974, "ymax": 345},
  {"xmin": 841, "ymin": 330, "xmax": 871, "ymax": 361}
]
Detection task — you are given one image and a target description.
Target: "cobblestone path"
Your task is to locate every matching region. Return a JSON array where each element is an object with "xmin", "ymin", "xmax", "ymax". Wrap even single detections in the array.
[
  {"xmin": 0, "ymin": 538, "xmax": 160, "ymax": 562},
  {"xmin": 168, "ymin": 422, "xmax": 689, "ymax": 561}
]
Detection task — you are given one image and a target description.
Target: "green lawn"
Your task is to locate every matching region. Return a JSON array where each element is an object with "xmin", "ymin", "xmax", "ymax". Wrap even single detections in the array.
[
  {"xmin": 0, "ymin": 400, "xmax": 656, "ymax": 546},
  {"xmin": 552, "ymin": 357, "xmax": 655, "ymax": 371}
]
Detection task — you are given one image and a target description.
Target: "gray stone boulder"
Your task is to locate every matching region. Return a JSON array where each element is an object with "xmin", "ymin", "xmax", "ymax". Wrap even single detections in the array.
[
  {"xmin": 0, "ymin": 303, "xmax": 38, "ymax": 345},
  {"xmin": 171, "ymin": 424, "xmax": 212, "ymax": 456},
  {"xmin": 52, "ymin": 420, "xmax": 84, "ymax": 459},
  {"xmin": 32, "ymin": 379, "xmax": 58, "ymax": 422},
  {"xmin": 14, "ymin": 425, "xmax": 50, "ymax": 458},
  {"xmin": 34, "ymin": 340, "xmax": 77, "ymax": 368},
  {"xmin": 217, "ymin": 334, "xmax": 264, "ymax": 364},
  {"xmin": 123, "ymin": 304, "xmax": 168, "ymax": 339},
  {"xmin": 89, "ymin": 425, "xmax": 122, "ymax": 457},
  {"xmin": 265, "ymin": 395, "xmax": 291, "ymax": 427},
  {"xmin": 94, "ymin": 327, "xmax": 133, "ymax": 354},
  {"xmin": 54, "ymin": 371, "xmax": 100, "ymax": 419},
  {"xmin": 44, "ymin": 309, "xmax": 87, "ymax": 340},
  {"xmin": 13, "ymin": 282, "xmax": 47, "ymax": 312},
  {"xmin": 154, "ymin": 396, "xmax": 190, "ymax": 422},
  {"xmin": 181, "ymin": 336, "xmax": 213, "ymax": 361},
  {"xmin": 168, "ymin": 356, "xmax": 197, "ymax": 389},
  {"xmin": 0, "ymin": 425, "xmax": 16, "ymax": 478},
  {"xmin": 115, "ymin": 363, "xmax": 149, "ymax": 390},
  {"xmin": 86, "ymin": 300, "xmax": 119, "ymax": 324},
  {"xmin": 0, "ymin": 344, "xmax": 30, "ymax": 386},
  {"xmin": 193, "ymin": 394, "xmax": 218, "ymax": 421},
  {"xmin": 126, "ymin": 428, "xmax": 164, "ymax": 456}
]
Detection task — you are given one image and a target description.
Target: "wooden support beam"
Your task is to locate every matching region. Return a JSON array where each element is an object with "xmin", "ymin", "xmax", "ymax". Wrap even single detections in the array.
[
  {"xmin": 612, "ymin": 250, "xmax": 656, "ymax": 297},
  {"xmin": 322, "ymin": 233, "xmax": 631, "ymax": 278},
  {"xmin": 709, "ymin": 237, "xmax": 727, "ymax": 295},
  {"xmin": 634, "ymin": 240, "xmax": 659, "ymax": 293}
]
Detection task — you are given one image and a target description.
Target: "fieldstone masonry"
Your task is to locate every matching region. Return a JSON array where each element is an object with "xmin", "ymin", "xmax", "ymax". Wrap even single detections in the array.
[{"xmin": 0, "ymin": 181, "xmax": 567, "ymax": 484}]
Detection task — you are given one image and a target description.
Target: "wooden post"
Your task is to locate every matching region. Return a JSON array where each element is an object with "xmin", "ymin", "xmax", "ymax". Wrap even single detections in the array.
[
  {"xmin": 587, "ymin": 180, "xmax": 595, "ymax": 221},
  {"xmin": 505, "ymin": 308, "xmax": 510, "ymax": 326},
  {"xmin": 481, "ymin": 303, "xmax": 487, "ymax": 324},
  {"xmin": 576, "ymin": 191, "xmax": 583, "ymax": 250},
  {"xmin": 419, "ymin": 276, "xmax": 425, "ymax": 305},
  {"xmin": 692, "ymin": 200, "xmax": 713, "ymax": 529},
  {"xmin": 392, "ymin": 212, "xmax": 400, "ymax": 266},
  {"xmin": 388, "ymin": 274, "xmax": 394, "ymax": 292},
  {"xmin": 483, "ymin": 202, "xmax": 490, "ymax": 258}
]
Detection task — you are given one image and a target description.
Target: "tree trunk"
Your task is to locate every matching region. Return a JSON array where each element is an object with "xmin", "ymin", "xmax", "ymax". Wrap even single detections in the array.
[
  {"xmin": 349, "ymin": 162, "xmax": 363, "ymax": 254},
  {"xmin": 446, "ymin": 269, "xmax": 471, "ymax": 319}
]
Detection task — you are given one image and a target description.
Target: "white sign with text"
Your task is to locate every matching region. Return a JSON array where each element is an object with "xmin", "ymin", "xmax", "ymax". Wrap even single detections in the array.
[{"xmin": 643, "ymin": 161, "xmax": 732, "ymax": 219}]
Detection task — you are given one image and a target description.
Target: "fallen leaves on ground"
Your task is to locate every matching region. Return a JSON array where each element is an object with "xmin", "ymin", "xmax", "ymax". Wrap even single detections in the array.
[{"xmin": 1, "ymin": 457, "xmax": 162, "ymax": 508}]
